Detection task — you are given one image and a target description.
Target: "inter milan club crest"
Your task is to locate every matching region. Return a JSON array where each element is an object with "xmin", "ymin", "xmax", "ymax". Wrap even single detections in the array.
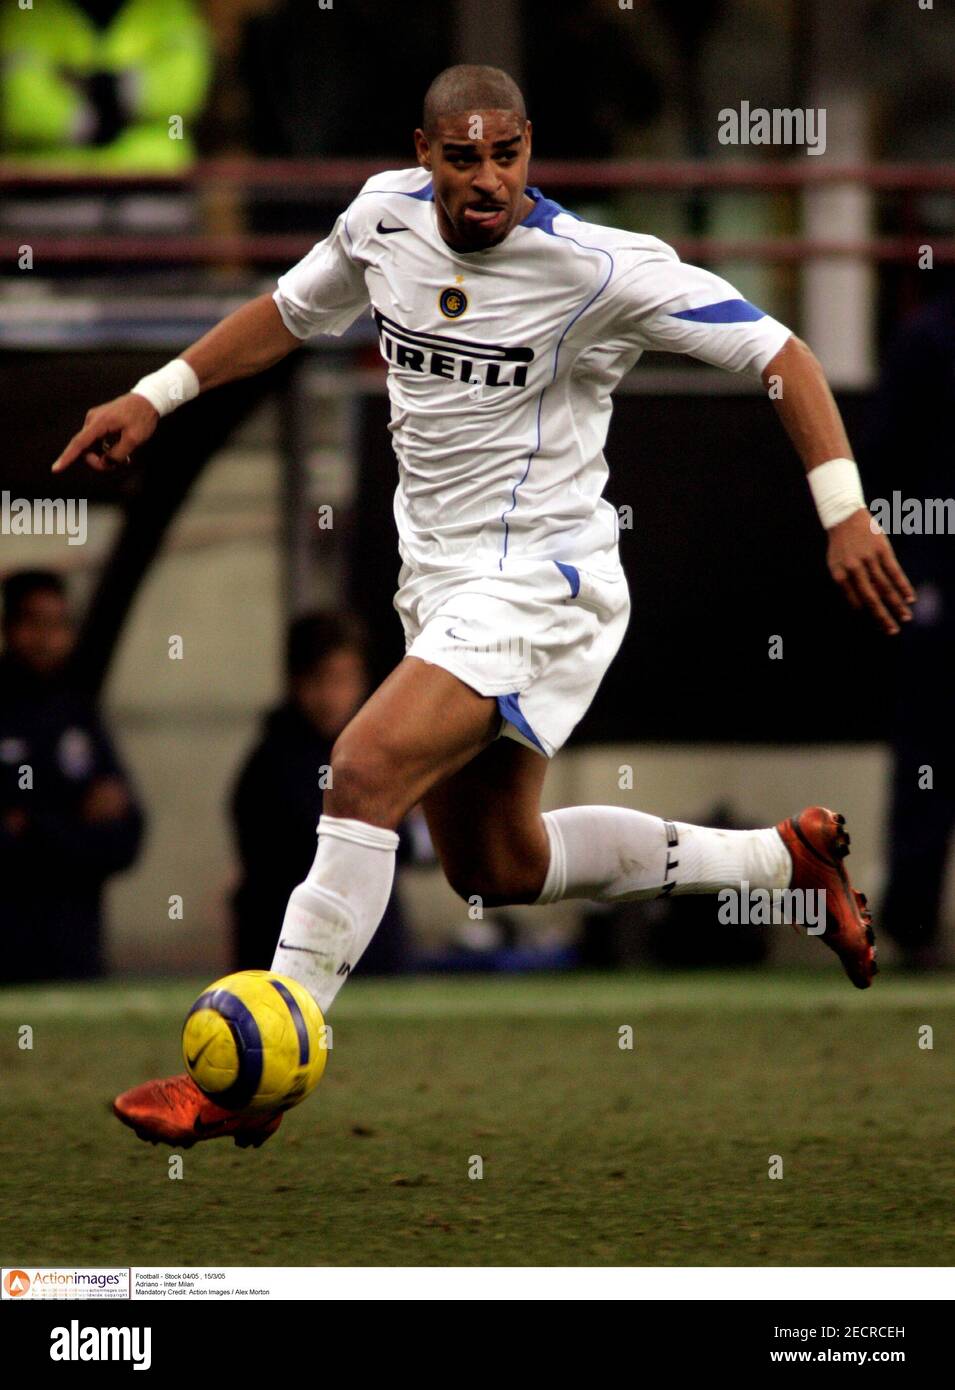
[{"xmin": 439, "ymin": 286, "xmax": 468, "ymax": 318}]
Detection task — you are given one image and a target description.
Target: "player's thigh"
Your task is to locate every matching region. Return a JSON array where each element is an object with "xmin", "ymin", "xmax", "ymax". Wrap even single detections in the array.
[
  {"xmin": 326, "ymin": 655, "xmax": 501, "ymax": 826},
  {"xmin": 422, "ymin": 737, "xmax": 550, "ymax": 904}
]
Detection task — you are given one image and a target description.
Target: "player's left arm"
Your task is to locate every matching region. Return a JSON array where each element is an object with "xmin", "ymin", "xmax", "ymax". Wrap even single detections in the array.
[{"xmin": 762, "ymin": 335, "xmax": 915, "ymax": 636}]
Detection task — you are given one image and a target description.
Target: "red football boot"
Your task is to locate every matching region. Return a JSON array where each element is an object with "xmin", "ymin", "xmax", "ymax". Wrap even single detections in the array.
[
  {"xmin": 775, "ymin": 806, "xmax": 877, "ymax": 989},
  {"xmin": 113, "ymin": 1074, "xmax": 283, "ymax": 1149}
]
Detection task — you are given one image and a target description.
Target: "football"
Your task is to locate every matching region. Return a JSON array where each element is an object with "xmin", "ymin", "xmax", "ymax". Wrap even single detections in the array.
[{"xmin": 181, "ymin": 970, "xmax": 327, "ymax": 1113}]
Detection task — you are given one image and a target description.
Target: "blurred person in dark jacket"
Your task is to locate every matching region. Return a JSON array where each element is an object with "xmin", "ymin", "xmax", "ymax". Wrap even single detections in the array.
[
  {"xmin": 0, "ymin": 569, "xmax": 145, "ymax": 980},
  {"xmin": 863, "ymin": 287, "xmax": 955, "ymax": 965},
  {"xmin": 231, "ymin": 612, "xmax": 408, "ymax": 974},
  {"xmin": 239, "ymin": 0, "xmax": 451, "ymax": 160}
]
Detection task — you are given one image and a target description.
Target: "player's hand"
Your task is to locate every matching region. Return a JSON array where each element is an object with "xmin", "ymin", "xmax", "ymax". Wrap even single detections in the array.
[
  {"xmin": 827, "ymin": 507, "xmax": 916, "ymax": 636},
  {"xmin": 51, "ymin": 393, "xmax": 159, "ymax": 474}
]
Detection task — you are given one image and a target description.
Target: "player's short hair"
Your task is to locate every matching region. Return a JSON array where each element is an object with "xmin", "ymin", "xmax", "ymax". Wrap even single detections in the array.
[
  {"xmin": 1, "ymin": 569, "xmax": 67, "ymax": 628},
  {"xmin": 422, "ymin": 64, "xmax": 526, "ymax": 134},
  {"xmin": 286, "ymin": 612, "xmax": 367, "ymax": 680}
]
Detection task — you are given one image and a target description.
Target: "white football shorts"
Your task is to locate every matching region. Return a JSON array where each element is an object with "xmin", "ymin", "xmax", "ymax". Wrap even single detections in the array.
[{"xmin": 394, "ymin": 556, "xmax": 631, "ymax": 758}]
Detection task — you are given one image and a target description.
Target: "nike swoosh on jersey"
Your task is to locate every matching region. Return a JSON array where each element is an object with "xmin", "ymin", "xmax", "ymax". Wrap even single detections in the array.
[{"xmin": 377, "ymin": 220, "xmax": 406, "ymax": 234}]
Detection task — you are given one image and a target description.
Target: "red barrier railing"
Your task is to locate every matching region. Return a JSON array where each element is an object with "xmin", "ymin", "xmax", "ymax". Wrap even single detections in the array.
[
  {"xmin": 1, "ymin": 159, "xmax": 952, "ymax": 264},
  {"xmin": 1, "ymin": 157, "xmax": 954, "ymax": 191},
  {"xmin": 1, "ymin": 234, "xmax": 952, "ymax": 265}
]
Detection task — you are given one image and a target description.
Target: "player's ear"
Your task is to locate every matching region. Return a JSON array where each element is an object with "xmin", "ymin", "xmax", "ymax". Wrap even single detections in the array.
[
  {"xmin": 523, "ymin": 118, "xmax": 532, "ymax": 159},
  {"xmin": 413, "ymin": 128, "xmax": 432, "ymax": 171}
]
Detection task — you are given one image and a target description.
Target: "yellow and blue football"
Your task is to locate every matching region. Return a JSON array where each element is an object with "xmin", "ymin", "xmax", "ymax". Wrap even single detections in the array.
[{"xmin": 182, "ymin": 970, "xmax": 327, "ymax": 1113}]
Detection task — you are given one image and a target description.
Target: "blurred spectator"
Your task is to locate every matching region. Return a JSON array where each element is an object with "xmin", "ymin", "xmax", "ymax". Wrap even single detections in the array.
[
  {"xmin": 231, "ymin": 611, "xmax": 408, "ymax": 974},
  {"xmin": 239, "ymin": 0, "xmax": 451, "ymax": 159},
  {"xmin": 524, "ymin": 0, "xmax": 664, "ymax": 159},
  {"xmin": 863, "ymin": 290, "xmax": 955, "ymax": 965},
  {"xmin": 0, "ymin": 570, "xmax": 145, "ymax": 981},
  {"xmin": 0, "ymin": 0, "xmax": 212, "ymax": 171}
]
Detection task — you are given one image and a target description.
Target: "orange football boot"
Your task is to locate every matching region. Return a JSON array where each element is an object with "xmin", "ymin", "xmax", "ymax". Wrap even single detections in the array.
[
  {"xmin": 113, "ymin": 1074, "xmax": 283, "ymax": 1149},
  {"xmin": 775, "ymin": 806, "xmax": 877, "ymax": 989}
]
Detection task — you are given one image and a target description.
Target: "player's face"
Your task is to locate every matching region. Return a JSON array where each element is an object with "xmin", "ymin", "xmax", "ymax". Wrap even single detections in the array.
[
  {"xmin": 414, "ymin": 110, "xmax": 533, "ymax": 252},
  {"xmin": 3, "ymin": 591, "xmax": 75, "ymax": 676}
]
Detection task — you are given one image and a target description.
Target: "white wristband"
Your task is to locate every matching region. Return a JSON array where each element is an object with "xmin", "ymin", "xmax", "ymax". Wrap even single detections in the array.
[
  {"xmin": 807, "ymin": 457, "xmax": 866, "ymax": 530},
  {"xmin": 130, "ymin": 358, "xmax": 199, "ymax": 418}
]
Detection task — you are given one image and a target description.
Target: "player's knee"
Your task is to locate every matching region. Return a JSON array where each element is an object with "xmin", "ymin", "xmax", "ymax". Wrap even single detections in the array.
[
  {"xmin": 326, "ymin": 737, "xmax": 395, "ymax": 825},
  {"xmin": 444, "ymin": 854, "xmax": 545, "ymax": 908}
]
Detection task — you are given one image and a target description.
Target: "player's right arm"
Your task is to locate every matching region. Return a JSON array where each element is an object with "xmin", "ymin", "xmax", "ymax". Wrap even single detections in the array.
[
  {"xmin": 51, "ymin": 294, "xmax": 302, "ymax": 474},
  {"xmin": 53, "ymin": 189, "xmax": 374, "ymax": 475}
]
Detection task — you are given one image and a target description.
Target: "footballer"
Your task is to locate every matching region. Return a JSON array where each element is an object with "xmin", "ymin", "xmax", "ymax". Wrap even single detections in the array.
[{"xmin": 52, "ymin": 66, "xmax": 915, "ymax": 1149}]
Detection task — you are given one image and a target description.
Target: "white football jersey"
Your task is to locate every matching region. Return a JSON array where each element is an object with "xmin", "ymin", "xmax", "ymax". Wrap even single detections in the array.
[{"xmin": 274, "ymin": 167, "xmax": 791, "ymax": 577}]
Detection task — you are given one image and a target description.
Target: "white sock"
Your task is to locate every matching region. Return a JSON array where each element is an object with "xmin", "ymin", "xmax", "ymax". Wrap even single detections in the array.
[
  {"xmin": 271, "ymin": 814, "xmax": 399, "ymax": 1012},
  {"xmin": 536, "ymin": 806, "xmax": 791, "ymax": 904}
]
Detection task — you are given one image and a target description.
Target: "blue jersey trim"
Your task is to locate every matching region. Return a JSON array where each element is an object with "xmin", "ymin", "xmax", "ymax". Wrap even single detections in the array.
[
  {"xmin": 554, "ymin": 561, "xmax": 580, "ymax": 597},
  {"xmin": 497, "ymin": 692, "xmax": 546, "ymax": 752},
  {"xmin": 520, "ymin": 186, "xmax": 580, "ymax": 234},
  {"xmin": 670, "ymin": 298, "xmax": 765, "ymax": 324}
]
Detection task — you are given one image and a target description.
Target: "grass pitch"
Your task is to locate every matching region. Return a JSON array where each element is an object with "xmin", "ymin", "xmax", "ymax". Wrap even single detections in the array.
[{"xmin": 2, "ymin": 970, "xmax": 954, "ymax": 1266}]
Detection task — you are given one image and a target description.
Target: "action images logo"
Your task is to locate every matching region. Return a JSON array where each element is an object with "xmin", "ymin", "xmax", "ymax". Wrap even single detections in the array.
[
  {"xmin": 3, "ymin": 1269, "xmax": 30, "ymax": 1296},
  {"xmin": 2, "ymin": 1266, "xmax": 130, "ymax": 1299}
]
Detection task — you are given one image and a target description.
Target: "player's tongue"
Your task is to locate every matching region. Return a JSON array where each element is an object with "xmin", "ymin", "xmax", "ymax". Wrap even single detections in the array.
[{"xmin": 463, "ymin": 204, "xmax": 504, "ymax": 226}]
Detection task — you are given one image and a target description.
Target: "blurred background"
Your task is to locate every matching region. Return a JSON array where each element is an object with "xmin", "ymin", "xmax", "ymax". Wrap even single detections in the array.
[{"xmin": 2, "ymin": 0, "xmax": 954, "ymax": 981}]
